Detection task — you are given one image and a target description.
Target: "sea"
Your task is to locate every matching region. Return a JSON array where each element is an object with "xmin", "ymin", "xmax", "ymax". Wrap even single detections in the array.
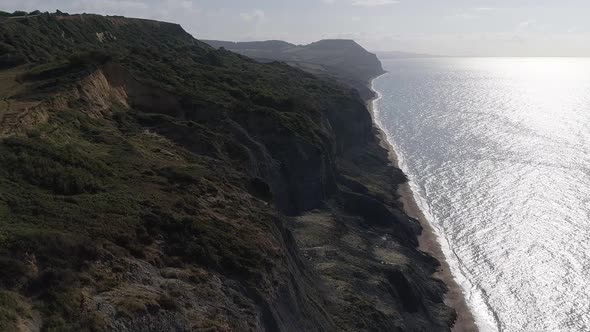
[{"xmin": 372, "ymin": 57, "xmax": 590, "ymax": 332}]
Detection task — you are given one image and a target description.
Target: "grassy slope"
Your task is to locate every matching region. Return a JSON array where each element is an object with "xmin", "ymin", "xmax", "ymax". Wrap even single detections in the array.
[{"xmin": 0, "ymin": 13, "xmax": 366, "ymax": 331}]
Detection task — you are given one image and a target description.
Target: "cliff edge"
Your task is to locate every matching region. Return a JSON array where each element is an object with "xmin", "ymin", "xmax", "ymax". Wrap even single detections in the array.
[{"xmin": 0, "ymin": 13, "xmax": 454, "ymax": 331}]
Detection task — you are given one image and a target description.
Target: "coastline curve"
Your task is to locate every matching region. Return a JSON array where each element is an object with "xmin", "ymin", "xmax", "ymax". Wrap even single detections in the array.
[{"xmin": 368, "ymin": 74, "xmax": 482, "ymax": 332}]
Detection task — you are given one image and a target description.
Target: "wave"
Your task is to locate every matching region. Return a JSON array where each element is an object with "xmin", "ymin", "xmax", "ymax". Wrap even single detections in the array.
[{"xmin": 370, "ymin": 75, "xmax": 500, "ymax": 332}]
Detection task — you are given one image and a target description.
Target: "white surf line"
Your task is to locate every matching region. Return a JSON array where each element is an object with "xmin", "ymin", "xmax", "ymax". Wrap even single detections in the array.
[{"xmin": 370, "ymin": 74, "xmax": 500, "ymax": 332}]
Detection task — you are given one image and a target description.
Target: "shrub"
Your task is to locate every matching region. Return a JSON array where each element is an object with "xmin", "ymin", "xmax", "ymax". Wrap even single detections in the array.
[
  {"xmin": 0, "ymin": 291, "xmax": 29, "ymax": 331},
  {"xmin": 68, "ymin": 50, "xmax": 112, "ymax": 68},
  {"xmin": 157, "ymin": 294, "xmax": 179, "ymax": 311},
  {"xmin": 0, "ymin": 54, "xmax": 26, "ymax": 69},
  {"xmin": 0, "ymin": 42, "xmax": 16, "ymax": 55},
  {"xmin": 0, "ymin": 137, "xmax": 108, "ymax": 195}
]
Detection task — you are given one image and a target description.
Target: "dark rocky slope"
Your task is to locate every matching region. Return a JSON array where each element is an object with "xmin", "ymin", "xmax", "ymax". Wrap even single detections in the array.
[
  {"xmin": 204, "ymin": 39, "xmax": 385, "ymax": 100},
  {"xmin": 0, "ymin": 13, "xmax": 454, "ymax": 331}
]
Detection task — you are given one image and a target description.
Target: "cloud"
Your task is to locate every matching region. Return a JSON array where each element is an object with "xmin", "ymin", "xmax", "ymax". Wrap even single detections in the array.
[
  {"xmin": 475, "ymin": 7, "xmax": 497, "ymax": 11},
  {"xmin": 517, "ymin": 20, "xmax": 536, "ymax": 30},
  {"xmin": 170, "ymin": 0, "xmax": 195, "ymax": 10},
  {"xmin": 321, "ymin": 0, "xmax": 337, "ymax": 4},
  {"xmin": 1, "ymin": 0, "xmax": 202, "ymax": 20},
  {"xmin": 446, "ymin": 12, "xmax": 477, "ymax": 20},
  {"xmin": 351, "ymin": 0, "xmax": 400, "ymax": 6},
  {"xmin": 240, "ymin": 9, "xmax": 265, "ymax": 23},
  {"xmin": 70, "ymin": 0, "xmax": 150, "ymax": 13},
  {"xmin": 446, "ymin": 6, "xmax": 500, "ymax": 21},
  {"xmin": 156, "ymin": 1, "xmax": 202, "ymax": 21},
  {"xmin": 1, "ymin": 0, "xmax": 56, "ymax": 12}
]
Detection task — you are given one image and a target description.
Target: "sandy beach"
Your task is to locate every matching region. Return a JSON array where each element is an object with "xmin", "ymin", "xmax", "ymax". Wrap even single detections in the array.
[{"xmin": 367, "ymin": 77, "xmax": 478, "ymax": 332}]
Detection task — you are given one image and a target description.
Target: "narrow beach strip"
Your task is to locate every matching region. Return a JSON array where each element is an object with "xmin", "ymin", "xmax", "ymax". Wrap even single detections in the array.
[{"xmin": 367, "ymin": 75, "xmax": 479, "ymax": 332}]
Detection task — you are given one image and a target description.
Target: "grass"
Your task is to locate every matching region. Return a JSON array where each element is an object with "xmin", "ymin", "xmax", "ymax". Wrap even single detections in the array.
[
  {"xmin": 0, "ymin": 290, "xmax": 31, "ymax": 331},
  {"xmin": 0, "ymin": 106, "xmax": 285, "ymax": 328},
  {"xmin": 0, "ymin": 137, "xmax": 109, "ymax": 195}
]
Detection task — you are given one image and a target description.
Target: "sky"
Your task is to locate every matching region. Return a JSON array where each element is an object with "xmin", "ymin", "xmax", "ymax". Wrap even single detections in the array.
[{"xmin": 2, "ymin": 0, "xmax": 590, "ymax": 56}]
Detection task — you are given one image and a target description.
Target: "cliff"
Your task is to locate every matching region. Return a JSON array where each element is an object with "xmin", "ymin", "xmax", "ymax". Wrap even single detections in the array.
[
  {"xmin": 204, "ymin": 39, "xmax": 385, "ymax": 100},
  {"xmin": 0, "ymin": 13, "xmax": 454, "ymax": 331}
]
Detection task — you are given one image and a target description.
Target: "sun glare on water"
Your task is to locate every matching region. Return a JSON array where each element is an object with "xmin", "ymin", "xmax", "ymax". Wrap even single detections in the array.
[{"xmin": 375, "ymin": 57, "xmax": 590, "ymax": 331}]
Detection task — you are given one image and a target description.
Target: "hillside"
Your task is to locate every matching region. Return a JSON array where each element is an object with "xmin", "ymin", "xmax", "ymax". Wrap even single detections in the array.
[
  {"xmin": 0, "ymin": 13, "xmax": 454, "ymax": 331},
  {"xmin": 204, "ymin": 39, "xmax": 385, "ymax": 100}
]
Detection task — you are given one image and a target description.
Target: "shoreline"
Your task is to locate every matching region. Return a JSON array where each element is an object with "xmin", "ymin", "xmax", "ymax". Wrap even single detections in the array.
[{"xmin": 366, "ymin": 75, "xmax": 478, "ymax": 332}]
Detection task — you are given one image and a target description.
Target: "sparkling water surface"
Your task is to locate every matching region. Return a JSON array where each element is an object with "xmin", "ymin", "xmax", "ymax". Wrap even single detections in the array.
[{"xmin": 373, "ymin": 58, "xmax": 590, "ymax": 332}]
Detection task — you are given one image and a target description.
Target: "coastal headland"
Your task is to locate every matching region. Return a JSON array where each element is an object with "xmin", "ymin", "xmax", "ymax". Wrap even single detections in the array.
[{"xmin": 1, "ymin": 12, "xmax": 464, "ymax": 331}]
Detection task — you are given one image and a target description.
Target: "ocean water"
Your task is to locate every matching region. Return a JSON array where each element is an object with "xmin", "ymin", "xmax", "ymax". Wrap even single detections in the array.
[{"xmin": 372, "ymin": 58, "xmax": 590, "ymax": 332}]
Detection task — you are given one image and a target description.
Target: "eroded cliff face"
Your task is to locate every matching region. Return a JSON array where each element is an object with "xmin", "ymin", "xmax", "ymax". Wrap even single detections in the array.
[{"xmin": 0, "ymin": 13, "xmax": 454, "ymax": 331}]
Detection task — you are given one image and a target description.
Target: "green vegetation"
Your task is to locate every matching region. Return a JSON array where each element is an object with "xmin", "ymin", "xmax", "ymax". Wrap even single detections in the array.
[
  {"xmin": 204, "ymin": 39, "xmax": 385, "ymax": 100},
  {"xmin": 0, "ymin": 13, "xmax": 371, "ymax": 330},
  {"xmin": 0, "ymin": 290, "xmax": 30, "ymax": 331},
  {"xmin": 0, "ymin": 12, "xmax": 458, "ymax": 332},
  {"xmin": 0, "ymin": 137, "xmax": 109, "ymax": 194},
  {"xmin": 0, "ymin": 14, "xmax": 350, "ymax": 107},
  {"xmin": 0, "ymin": 105, "xmax": 286, "ymax": 329}
]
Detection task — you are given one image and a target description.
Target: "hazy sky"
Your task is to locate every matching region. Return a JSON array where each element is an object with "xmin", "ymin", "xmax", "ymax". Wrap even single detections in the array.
[{"xmin": 2, "ymin": 0, "xmax": 590, "ymax": 56}]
